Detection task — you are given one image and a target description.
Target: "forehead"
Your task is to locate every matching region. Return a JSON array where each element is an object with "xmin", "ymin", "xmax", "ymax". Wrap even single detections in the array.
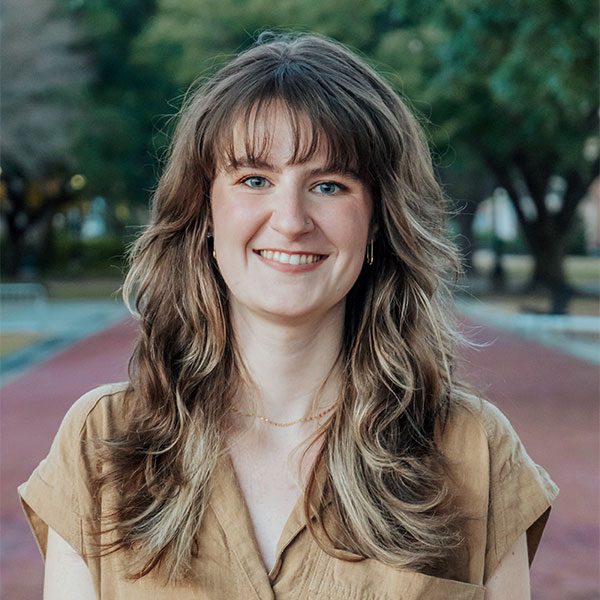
[
  {"xmin": 213, "ymin": 100, "xmax": 359, "ymax": 175},
  {"xmin": 231, "ymin": 106, "xmax": 311, "ymax": 164}
]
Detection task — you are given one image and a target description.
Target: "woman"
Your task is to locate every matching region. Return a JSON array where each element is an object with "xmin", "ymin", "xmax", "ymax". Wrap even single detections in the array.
[{"xmin": 19, "ymin": 33, "xmax": 557, "ymax": 599}]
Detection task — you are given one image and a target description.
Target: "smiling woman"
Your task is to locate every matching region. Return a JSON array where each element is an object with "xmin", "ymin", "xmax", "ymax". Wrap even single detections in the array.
[
  {"xmin": 211, "ymin": 107, "xmax": 374, "ymax": 323},
  {"xmin": 18, "ymin": 33, "xmax": 557, "ymax": 600}
]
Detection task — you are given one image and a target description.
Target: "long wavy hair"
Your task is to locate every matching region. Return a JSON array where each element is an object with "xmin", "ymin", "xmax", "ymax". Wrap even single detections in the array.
[{"xmin": 99, "ymin": 33, "xmax": 467, "ymax": 582}]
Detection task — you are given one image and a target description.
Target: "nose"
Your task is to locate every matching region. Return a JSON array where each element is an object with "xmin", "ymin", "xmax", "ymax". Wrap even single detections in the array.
[{"xmin": 269, "ymin": 184, "xmax": 314, "ymax": 238}]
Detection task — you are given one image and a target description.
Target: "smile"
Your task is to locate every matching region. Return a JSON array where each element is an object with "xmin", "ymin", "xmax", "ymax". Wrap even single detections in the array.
[{"xmin": 255, "ymin": 250, "xmax": 326, "ymax": 265}]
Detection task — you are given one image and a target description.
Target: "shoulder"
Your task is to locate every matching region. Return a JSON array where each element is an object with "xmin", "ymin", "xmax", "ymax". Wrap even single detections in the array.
[
  {"xmin": 446, "ymin": 395, "xmax": 559, "ymax": 495},
  {"xmin": 24, "ymin": 382, "xmax": 132, "ymax": 505},
  {"xmin": 442, "ymin": 392, "xmax": 559, "ymax": 495},
  {"xmin": 438, "ymin": 393, "xmax": 558, "ymax": 511},
  {"xmin": 445, "ymin": 393, "xmax": 514, "ymax": 435},
  {"xmin": 18, "ymin": 382, "xmax": 131, "ymax": 564},
  {"xmin": 442, "ymin": 395, "xmax": 523, "ymax": 470},
  {"xmin": 58, "ymin": 382, "xmax": 131, "ymax": 442},
  {"xmin": 441, "ymin": 394, "xmax": 558, "ymax": 581}
]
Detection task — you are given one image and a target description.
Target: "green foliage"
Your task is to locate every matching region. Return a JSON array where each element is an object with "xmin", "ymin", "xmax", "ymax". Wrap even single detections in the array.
[
  {"xmin": 375, "ymin": 0, "xmax": 597, "ymax": 166},
  {"xmin": 63, "ymin": 0, "xmax": 175, "ymax": 208},
  {"xmin": 0, "ymin": 232, "xmax": 126, "ymax": 277},
  {"xmin": 49, "ymin": 234, "xmax": 127, "ymax": 276},
  {"xmin": 132, "ymin": 0, "xmax": 387, "ymax": 86},
  {"xmin": 132, "ymin": 0, "xmax": 597, "ymax": 183},
  {"xmin": 473, "ymin": 231, "xmax": 529, "ymax": 255}
]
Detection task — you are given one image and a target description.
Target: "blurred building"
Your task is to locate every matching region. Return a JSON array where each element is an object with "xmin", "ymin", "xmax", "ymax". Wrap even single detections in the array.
[
  {"xmin": 580, "ymin": 176, "xmax": 600, "ymax": 255},
  {"xmin": 473, "ymin": 188, "xmax": 519, "ymax": 243}
]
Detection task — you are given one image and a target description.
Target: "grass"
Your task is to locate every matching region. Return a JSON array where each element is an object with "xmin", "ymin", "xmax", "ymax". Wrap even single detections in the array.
[
  {"xmin": 43, "ymin": 277, "xmax": 124, "ymax": 300},
  {"xmin": 472, "ymin": 251, "xmax": 600, "ymax": 285},
  {"xmin": 474, "ymin": 294, "xmax": 600, "ymax": 316},
  {"xmin": 462, "ymin": 252, "xmax": 600, "ymax": 316},
  {"xmin": 0, "ymin": 332, "xmax": 45, "ymax": 357}
]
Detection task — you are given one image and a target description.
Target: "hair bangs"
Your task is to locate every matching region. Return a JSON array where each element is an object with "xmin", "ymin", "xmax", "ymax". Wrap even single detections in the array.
[{"xmin": 205, "ymin": 74, "xmax": 370, "ymax": 182}]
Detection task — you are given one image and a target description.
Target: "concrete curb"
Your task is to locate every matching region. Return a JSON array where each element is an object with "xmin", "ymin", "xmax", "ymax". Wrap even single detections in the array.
[
  {"xmin": 0, "ymin": 300, "xmax": 130, "ymax": 385},
  {"xmin": 455, "ymin": 299, "xmax": 600, "ymax": 364}
]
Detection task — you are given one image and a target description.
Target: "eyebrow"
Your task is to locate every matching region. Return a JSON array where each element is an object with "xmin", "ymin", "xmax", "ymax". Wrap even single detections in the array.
[
  {"xmin": 224, "ymin": 158, "xmax": 275, "ymax": 172},
  {"xmin": 223, "ymin": 158, "xmax": 360, "ymax": 180}
]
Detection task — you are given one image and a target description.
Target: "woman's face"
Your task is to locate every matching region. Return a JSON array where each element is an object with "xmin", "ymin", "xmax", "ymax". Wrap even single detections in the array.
[{"xmin": 210, "ymin": 107, "xmax": 376, "ymax": 324}]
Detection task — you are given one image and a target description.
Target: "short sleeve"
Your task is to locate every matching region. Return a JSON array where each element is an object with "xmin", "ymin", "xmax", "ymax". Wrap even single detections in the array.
[
  {"xmin": 480, "ymin": 400, "xmax": 559, "ymax": 582},
  {"xmin": 17, "ymin": 383, "xmax": 126, "ymax": 561}
]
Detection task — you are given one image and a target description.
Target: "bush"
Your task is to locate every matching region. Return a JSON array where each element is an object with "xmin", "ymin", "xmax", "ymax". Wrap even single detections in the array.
[
  {"xmin": 47, "ymin": 234, "xmax": 127, "ymax": 276},
  {"xmin": 473, "ymin": 216, "xmax": 589, "ymax": 257}
]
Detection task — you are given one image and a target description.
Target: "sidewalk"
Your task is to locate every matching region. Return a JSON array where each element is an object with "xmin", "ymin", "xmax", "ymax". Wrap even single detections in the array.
[
  {"xmin": 456, "ymin": 297, "xmax": 600, "ymax": 364},
  {"xmin": 0, "ymin": 299, "xmax": 129, "ymax": 385},
  {"xmin": 1, "ymin": 312, "xmax": 598, "ymax": 599},
  {"xmin": 0, "ymin": 317, "xmax": 137, "ymax": 600}
]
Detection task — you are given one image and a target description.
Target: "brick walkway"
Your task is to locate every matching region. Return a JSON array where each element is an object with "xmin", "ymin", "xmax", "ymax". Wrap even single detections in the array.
[{"xmin": 1, "ymin": 317, "xmax": 598, "ymax": 599}]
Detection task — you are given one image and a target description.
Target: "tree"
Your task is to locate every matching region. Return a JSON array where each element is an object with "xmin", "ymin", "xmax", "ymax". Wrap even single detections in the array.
[
  {"xmin": 374, "ymin": 0, "xmax": 598, "ymax": 308},
  {"xmin": 65, "ymin": 0, "xmax": 172, "ymax": 209},
  {"xmin": 1, "ymin": 0, "xmax": 92, "ymax": 275},
  {"xmin": 0, "ymin": 0, "xmax": 174, "ymax": 275},
  {"xmin": 131, "ymin": 0, "xmax": 384, "ymax": 86}
]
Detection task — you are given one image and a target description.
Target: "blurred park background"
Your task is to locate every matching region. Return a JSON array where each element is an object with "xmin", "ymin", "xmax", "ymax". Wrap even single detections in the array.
[{"xmin": 0, "ymin": 0, "xmax": 598, "ymax": 598}]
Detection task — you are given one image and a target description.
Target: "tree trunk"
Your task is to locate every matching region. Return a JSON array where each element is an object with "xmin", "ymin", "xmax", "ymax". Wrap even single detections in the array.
[
  {"xmin": 1, "ymin": 174, "xmax": 28, "ymax": 277},
  {"xmin": 521, "ymin": 223, "xmax": 572, "ymax": 314},
  {"xmin": 528, "ymin": 236, "xmax": 566, "ymax": 288},
  {"xmin": 483, "ymin": 155, "xmax": 572, "ymax": 313},
  {"xmin": 37, "ymin": 211, "xmax": 57, "ymax": 272},
  {"xmin": 3, "ymin": 220, "xmax": 25, "ymax": 277}
]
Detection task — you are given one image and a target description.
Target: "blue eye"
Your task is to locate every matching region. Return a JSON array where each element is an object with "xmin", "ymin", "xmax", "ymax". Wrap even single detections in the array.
[
  {"xmin": 314, "ymin": 182, "xmax": 342, "ymax": 195},
  {"xmin": 242, "ymin": 176, "xmax": 268, "ymax": 188}
]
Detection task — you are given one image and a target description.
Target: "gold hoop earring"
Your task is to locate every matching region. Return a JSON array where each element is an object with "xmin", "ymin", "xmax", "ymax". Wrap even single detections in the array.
[
  {"xmin": 366, "ymin": 240, "xmax": 374, "ymax": 266},
  {"xmin": 208, "ymin": 234, "xmax": 216, "ymax": 259}
]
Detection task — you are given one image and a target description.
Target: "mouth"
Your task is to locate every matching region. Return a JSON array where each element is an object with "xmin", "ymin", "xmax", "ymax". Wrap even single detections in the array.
[{"xmin": 254, "ymin": 249, "xmax": 327, "ymax": 265}]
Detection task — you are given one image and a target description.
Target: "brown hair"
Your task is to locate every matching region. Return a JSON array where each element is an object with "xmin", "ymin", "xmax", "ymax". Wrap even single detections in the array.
[{"xmin": 100, "ymin": 32, "xmax": 466, "ymax": 582}]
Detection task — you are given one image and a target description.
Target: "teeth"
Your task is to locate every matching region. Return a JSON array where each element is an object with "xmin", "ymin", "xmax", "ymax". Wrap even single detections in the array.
[{"xmin": 259, "ymin": 250, "xmax": 322, "ymax": 265}]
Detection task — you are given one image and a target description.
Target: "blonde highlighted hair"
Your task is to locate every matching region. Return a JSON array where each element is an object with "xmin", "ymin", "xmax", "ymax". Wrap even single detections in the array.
[{"xmin": 98, "ymin": 33, "xmax": 467, "ymax": 582}]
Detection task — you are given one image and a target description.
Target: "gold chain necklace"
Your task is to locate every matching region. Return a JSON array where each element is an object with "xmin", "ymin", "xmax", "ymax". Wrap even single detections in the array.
[{"xmin": 231, "ymin": 402, "xmax": 338, "ymax": 427}]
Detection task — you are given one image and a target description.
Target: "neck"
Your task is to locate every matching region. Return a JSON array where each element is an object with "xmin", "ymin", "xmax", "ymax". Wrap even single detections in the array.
[{"xmin": 230, "ymin": 302, "xmax": 345, "ymax": 428}]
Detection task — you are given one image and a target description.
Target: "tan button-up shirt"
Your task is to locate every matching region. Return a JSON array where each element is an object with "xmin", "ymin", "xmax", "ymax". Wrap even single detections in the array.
[{"xmin": 19, "ymin": 383, "xmax": 558, "ymax": 599}]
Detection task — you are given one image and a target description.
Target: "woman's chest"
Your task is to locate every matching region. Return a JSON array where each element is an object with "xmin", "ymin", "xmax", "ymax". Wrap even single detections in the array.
[
  {"xmin": 228, "ymin": 445, "xmax": 305, "ymax": 571},
  {"xmin": 99, "ymin": 527, "xmax": 485, "ymax": 600},
  {"xmin": 94, "ymin": 452, "xmax": 486, "ymax": 600}
]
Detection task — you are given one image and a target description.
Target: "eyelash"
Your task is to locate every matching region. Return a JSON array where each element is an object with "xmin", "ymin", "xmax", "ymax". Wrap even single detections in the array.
[
  {"xmin": 313, "ymin": 182, "xmax": 348, "ymax": 195},
  {"xmin": 240, "ymin": 176, "xmax": 269, "ymax": 189},
  {"xmin": 239, "ymin": 176, "xmax": 349, "ymax": 194}
]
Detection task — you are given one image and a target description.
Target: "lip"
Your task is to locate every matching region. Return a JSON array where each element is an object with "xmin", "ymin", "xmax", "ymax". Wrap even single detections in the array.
[{"xmin": 253, "ymin": 249, "xmax": 328, "ymax": 272}]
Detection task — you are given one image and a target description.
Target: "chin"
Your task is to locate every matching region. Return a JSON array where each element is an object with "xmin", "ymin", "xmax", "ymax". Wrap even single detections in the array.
[
  {"xmin": 256, "ymin": 297, "xmax": 346, "ymax": 324},
  {"xmin": 258, "ymin": 304, "xmax": 318, "ymax": 321}
]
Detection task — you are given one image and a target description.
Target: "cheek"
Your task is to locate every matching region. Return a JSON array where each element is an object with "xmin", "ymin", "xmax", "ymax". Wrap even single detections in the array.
[
  {"xmin": 212, "ymin": 201, "xmax": 258, "ymax": 249},
  {"xmin": 333, "ymin": 205, "xmax": 372, "ymax": 253}
]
